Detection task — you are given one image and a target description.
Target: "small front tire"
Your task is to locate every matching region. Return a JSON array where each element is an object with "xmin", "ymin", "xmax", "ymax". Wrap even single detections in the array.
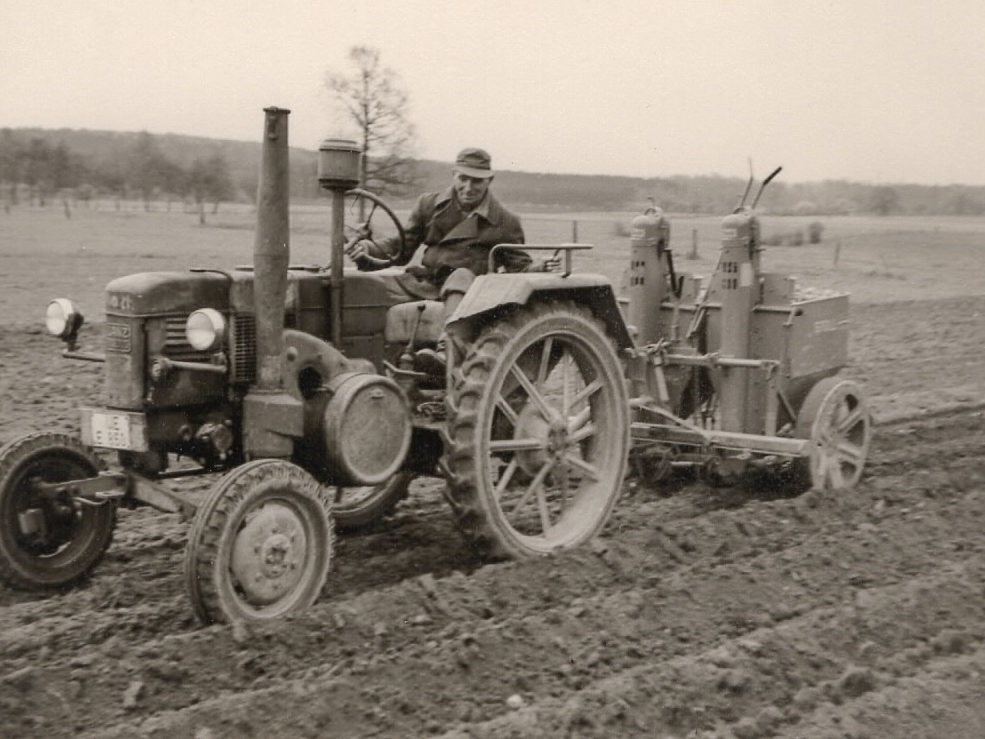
[{"xmin": 184, "ymin": 459, "xmax": 334, "ymax": 625}]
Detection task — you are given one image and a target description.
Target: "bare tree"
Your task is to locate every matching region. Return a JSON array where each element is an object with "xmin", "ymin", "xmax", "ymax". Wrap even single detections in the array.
[
  {"xmin": 324, "ymin": 46, "xmax": 418, "ymax": 196},
  {"xmin": 186, "ymin": 153, "xmax": 234, "ymax": 225}
]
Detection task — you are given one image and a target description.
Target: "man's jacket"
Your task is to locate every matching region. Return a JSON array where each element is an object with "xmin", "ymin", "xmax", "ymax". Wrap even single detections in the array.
[{"xmin": 369, "ymin": 186, "xmax": 529, "ymax": 283}]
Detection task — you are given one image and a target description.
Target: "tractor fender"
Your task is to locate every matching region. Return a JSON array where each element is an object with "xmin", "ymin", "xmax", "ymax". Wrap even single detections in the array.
[{"xmin": 448, "ymin": 272, "xmax": 633, "ymax": 349}]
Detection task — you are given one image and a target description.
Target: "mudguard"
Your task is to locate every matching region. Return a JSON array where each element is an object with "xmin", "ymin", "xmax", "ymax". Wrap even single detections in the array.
[{"xmin": 449, "ymin": 272, "xmax": 633, "ymax": 349}]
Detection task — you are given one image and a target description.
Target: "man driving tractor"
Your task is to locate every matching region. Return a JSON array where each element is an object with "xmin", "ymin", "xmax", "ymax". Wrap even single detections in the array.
[{"xmin": 345, "ymin": 147, "xmax": 558, "ymax": 373}]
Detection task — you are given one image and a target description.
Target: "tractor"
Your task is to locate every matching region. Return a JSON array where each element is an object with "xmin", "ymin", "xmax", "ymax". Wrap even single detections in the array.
[{"xmin": 0, "ymin": 108, "xmax": 870, "ymax": 625}]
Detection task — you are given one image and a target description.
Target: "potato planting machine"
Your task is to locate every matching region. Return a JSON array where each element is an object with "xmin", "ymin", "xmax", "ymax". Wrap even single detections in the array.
[
  {"xmin": 624, "ymin": 168, "xmax": 870, "ymax": 489},
  {"xmin": 0, "ymin": 109, "xmax": 870, "ymax": 624}
]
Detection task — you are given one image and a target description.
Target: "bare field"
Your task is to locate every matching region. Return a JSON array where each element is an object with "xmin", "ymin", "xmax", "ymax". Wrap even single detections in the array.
[
  {"xmin": 2, "ymin": 206, "xmax": 985, "ymax": 325},
  {"xmin": 0, "ymin": 205, "xmax": 984, "ymax": 738}
]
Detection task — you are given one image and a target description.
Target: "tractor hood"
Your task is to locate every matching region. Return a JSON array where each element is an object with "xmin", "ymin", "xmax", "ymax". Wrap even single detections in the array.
[{"xmin": 105, "ymin": 271, "xmax": 231, "ymax": 316}]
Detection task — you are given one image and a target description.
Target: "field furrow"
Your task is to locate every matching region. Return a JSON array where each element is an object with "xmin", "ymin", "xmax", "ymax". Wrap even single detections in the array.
[{"xmin": 1, "ymin": 260, "xmax": 984, "ymax": 737}]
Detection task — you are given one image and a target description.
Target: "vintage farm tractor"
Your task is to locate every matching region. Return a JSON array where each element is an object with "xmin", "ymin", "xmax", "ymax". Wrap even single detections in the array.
[{"xmin": 0, "ymin": 108, "xmax": 870, "ymax": 625}]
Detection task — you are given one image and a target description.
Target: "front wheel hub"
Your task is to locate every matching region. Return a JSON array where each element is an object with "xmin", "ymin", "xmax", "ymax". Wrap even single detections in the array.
[{"xmin": 230, "ymin": 503, "xmax": 307, "ymax": 605}]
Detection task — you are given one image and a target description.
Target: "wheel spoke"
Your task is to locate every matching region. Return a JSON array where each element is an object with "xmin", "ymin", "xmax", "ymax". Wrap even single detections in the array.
[
  {"xmin": 836, "ymin": 405, "xmax": 865, "ymax": 435},
  {"xmin": 510, "ymin": 365, "xmax": 554, "ymax": 419},
  {"xmin": 488, "ymin": 437, "xmax": 547, "ymax": 453},
  {"xmin": 556, "ymin": 461, "xmax": 571, "ymax": 510},
  {"xmin": 494, "ymin": 458, "xmax": 519, "ymax": 502},
  {"xmin": 564, "ymin": 453, "xmax": 600, "ymax": 481},
  {"xmin": 567, "ymin": 407, "xmax": 592, "ymax": 434},
  {"xmin": 835, "ymin": 440, "xmax": 865, "ymax": 467},
  {"xmin": 571, "ymin": 378, "xmax": 603, "ymax": 408},
  {"xmin": 510, "ymin": 459, "xmax": 555, "ymax": 515},
  {"xmin": 568, "ymin": 421, "xmax": 596, "ymax": 444},
  {"xmin": 495, "ymin": 394, "xmax": 519, "ymax": 426}
]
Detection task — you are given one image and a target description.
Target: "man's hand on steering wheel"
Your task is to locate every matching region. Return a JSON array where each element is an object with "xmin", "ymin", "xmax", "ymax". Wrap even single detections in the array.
[
  {"xmin": 344, "ymin": 237, "xmax": 393, "ymax": 270},
  {"xmin": 343, "ymin": 236, "xmax": 374, "ymax": 262},
  {"xmin": 335, "ymin": 189, "xmax": 407, "ymax": 271}
]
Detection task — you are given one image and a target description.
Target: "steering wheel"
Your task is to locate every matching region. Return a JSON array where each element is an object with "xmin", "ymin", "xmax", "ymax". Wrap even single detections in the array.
[{"xmin": 343, "ymin": 188, "xmax": 408, "ymax": 269}]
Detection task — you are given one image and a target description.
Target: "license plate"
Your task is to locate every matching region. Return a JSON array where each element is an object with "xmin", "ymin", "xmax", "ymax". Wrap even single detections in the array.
[{"xmin": 81, "ymin": 408, "xmax": 148, "ymax": 451}]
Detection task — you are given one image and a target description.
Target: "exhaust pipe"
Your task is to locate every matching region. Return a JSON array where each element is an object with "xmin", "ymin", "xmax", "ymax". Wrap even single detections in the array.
[
  {"xmin": 254, "ymin": 106, "xmax": 291, "ymax": 390},
  {"xmin": 243, "ymin": 106, "xmax": 303, "ymax": 459}
]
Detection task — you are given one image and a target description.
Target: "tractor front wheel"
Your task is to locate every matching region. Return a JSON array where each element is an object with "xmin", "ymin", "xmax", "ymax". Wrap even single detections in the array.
[
  {"xmin": 444, "ymin": 302, "xmax": 629, "ymax": 559},
  {"xmin": 184, "ymin": 459, "xmax": 334, "ymax": 624},
  {"xmin": 0, "ymin": 432, "xmax": 116, "ymax": 588}
]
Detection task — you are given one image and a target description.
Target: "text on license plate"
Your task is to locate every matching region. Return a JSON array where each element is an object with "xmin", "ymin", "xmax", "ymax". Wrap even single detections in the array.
[{"xmin": 81, "ymin": 409, "xmax": 148, "ymax": 451}]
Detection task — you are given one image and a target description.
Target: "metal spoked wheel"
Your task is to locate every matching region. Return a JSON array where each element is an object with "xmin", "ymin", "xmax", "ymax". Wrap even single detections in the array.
[
  {"xmin": 0, "ymin": 433, "xmax": 116, "ymax": 589},
  {"xmin": 184, "ymin": 459, "xmax": 334, "ymax": 624},
  {"xmin": 794, "ymin": 377, "xmax": 872, "ymax": 490},
  {"xmin": 445, "ymin": 302, "xmax": 629, "ymax": 559}
]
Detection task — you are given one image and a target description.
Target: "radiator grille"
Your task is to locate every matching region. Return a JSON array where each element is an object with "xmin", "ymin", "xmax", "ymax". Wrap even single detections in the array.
[
  {"xmin": 161, "ymin": 314, "xmax": 255, "ymax": 382},
  {"xmin": 163, "ymin": 317, "xmax": 212, "ymax": 362},
  {"xmin": 230, "ymin": 313, "xmax": 257, "ymax": 383}
]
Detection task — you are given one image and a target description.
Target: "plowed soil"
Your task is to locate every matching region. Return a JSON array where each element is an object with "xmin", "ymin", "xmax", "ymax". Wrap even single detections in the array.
[
  {"xmin": 2, "ymin": 204, "xmax": 985, "ymax": 738},
  {"xmin": 1, "ymin": 293, "xmax": 983, "ymax": 739}
]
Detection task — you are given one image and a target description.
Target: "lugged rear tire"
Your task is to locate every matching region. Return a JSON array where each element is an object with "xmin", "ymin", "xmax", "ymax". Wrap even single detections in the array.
[
  {"xmin": 0, "ymin": 432, "xmax": 116, "ymax": 589},
  {"xmin": 443, "ymin": 302, "xmax": 629, "ymax": 560},
  {"xmin": 184, "ymin": 459, "xmax": 334, "ymax": 625}
]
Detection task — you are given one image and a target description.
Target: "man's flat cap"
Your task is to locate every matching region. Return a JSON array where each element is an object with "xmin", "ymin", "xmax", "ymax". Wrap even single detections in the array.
[{"xmin": 454, "ymin": 147, "xmax": 494, "ymax": 178}]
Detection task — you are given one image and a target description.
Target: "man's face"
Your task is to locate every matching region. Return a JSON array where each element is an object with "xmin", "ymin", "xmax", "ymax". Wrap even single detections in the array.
[{"xmin": 453, "ymin": 170, "xmax": 492, "ymax": 210}]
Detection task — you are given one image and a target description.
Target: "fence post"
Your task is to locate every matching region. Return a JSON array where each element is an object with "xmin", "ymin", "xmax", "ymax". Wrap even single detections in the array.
[
  {"xmin": 571, "ymin": 220, "xmax": 578, "ymax": 243},
  {"xmin": 687, "ymin": 228, "xmax": 699, "ymax": 259}
]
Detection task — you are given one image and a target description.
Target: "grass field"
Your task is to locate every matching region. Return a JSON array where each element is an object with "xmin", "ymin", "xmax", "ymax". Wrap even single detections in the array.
[{"xmin": 1, "ymin": 204, "xmax": 984, "ymax": 325}]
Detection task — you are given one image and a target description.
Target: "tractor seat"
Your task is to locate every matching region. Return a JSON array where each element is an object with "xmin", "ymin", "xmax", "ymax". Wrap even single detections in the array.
[
  {"xmin": 344, "ymin": 264, "xmax": 444, "ymax": 346},
  {"xmin": 384, "ymin": 300, "xmax": 444, "ymax": 346}
]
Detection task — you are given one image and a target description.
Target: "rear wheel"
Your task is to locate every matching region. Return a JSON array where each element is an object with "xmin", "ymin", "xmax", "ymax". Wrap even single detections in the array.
[
  {"xmin": 794, "ymin": 377, "xmax": 871, "ymax": 490},
  {"xmin": 184, "ymin": 459, "xmax": 334, "ymax": 624},
  {"xmin": 0, "ymin": 433, "xmax": 115, "ymax": 588},
  {"xmin": 330, "ymin": 472, "xmax": 413, "ymax": 532},
  {"xmin": 444, "ymin": 302, "xmax": 629, "ymax": 559}
]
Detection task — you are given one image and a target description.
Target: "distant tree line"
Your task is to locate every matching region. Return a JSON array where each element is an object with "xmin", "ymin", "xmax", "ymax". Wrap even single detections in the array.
[
  {"xmin": 400, "ymin": 161, "xmax": 985, "ymax": 217},
  {"xmin": 0, "ymin": 128, "xmax": 235, "ymax": 222},
  {"xmin": 4, "ymin": 127, "xmax": 985, "ymax": 218}
]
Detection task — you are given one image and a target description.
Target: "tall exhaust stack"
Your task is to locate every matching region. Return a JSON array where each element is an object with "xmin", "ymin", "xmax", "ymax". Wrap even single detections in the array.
[
  {"xmin": 254, "ymin": 106, "xmax": 291, "ymax": 389},
  {"xmin": 243, "ymin": 106, "xmax": 303, "ymax": 459}
]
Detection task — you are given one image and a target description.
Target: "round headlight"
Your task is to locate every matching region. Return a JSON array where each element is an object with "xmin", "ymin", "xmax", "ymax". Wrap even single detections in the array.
[
  {"xmin": 45, "ymin": 298, "xmax": 82, "ymax": 338},
  {"xmin": 186, "ymin": 308, "xmax": 226, "ymax": 352}
]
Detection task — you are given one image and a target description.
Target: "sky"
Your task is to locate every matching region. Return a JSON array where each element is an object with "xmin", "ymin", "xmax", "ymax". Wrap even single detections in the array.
[{"xmin": 3, "ymin": 0, "xmax": 984, "ymax": 185}]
